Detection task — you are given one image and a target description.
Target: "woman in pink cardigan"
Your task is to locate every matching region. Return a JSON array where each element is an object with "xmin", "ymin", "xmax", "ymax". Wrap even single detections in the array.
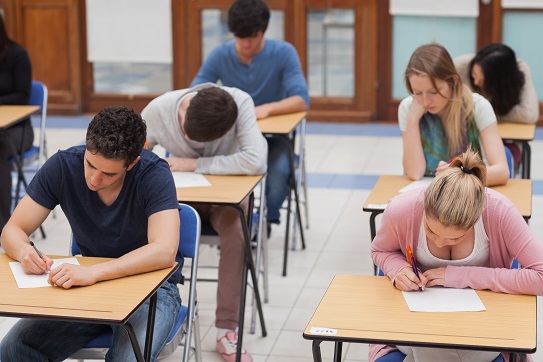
[{"xmin": 370, "ymin": 149, "xmax": 543, "ymax": 362}]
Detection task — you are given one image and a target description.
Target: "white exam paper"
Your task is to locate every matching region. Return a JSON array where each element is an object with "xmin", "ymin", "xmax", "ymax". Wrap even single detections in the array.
[
  {"xmin": 399, "ymin": 178, "xmax": 433, "ymax": 193},
  {"xmin": 402, "ymin": 287, "xmax": 486, "ymax": 312},
  {"xmin": 9, "ymin": 257, "xmax": 81, "ymax": 289},
  {"xmin": 172, "ymin": 172, "xmax": 211, "ymax": 188}
]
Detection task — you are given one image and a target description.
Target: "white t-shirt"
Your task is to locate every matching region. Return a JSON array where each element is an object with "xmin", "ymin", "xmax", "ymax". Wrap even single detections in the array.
[{"xmin": 398, "ymin": 93, "xmax": 497, "ymax": 132}]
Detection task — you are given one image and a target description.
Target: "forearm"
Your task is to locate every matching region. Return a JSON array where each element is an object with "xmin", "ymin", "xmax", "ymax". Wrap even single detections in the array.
[
  {"xmin": 402, "ymin": 127, "xmax": 426, "ymax": 179},
  {"xmin": 0, "ymin": 223, "xmax": 34, "ymax": 261},
  {"xmin": 485, "ymin": 164, "xmax": 510, "ymax": 186},
  {"xmin": 256, "ymin": 96, "xmax": 306, "ymax": 119},
  {"xmin": 89, "ymin": 242, "xmax": 177, "ymax": 282}
]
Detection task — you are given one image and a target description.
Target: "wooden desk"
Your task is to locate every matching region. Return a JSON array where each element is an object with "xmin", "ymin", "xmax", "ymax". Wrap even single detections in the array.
[
  {"xmin": 498, "ymin": 122, "xmax": 535, "ymax": 179},
  {"xmin": 303, "ymin": 275, "xmax": 537, "ymax": 362},
  {"xmin": 176, "ymin": 174, "xmax": 267, "ymax": 362},
  {"xmin": 364, "ymin": 175, "xmax": 532, "ymax": 240},
  {"xmin": 258, "ymin": 111, "xmax": 307, "ymax": 276},
  {"xmin": 0, "ymin": 105, "xmax": 40, "ymax": 129},
  {"xmin": 0, "ymin": 253, "xmax": 178, "ymax": 361}
]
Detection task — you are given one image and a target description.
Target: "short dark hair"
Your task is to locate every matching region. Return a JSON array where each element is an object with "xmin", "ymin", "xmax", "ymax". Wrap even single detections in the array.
[
  {"xmin": 86, "ymin": 106, "xmax": 146, "ymax": 166},
  {"xmin": 184, "ymin": 87, "xmax": 238, "ymax": 142},
  {"xmin": 228, "ymin": 0, "xmax": 270, "ymax": 38},
  {"xmin": 469, "ymin": 43, "xmax": 525, "ymax": 116}
]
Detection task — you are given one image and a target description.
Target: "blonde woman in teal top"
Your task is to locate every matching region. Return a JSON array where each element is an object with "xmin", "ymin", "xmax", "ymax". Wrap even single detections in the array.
[{"xmin": 399, "ymin": 43, "xmax": 509, "ymax": 187}]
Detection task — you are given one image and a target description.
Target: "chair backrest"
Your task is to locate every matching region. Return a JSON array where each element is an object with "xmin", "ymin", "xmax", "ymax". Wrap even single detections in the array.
[
  {"xmin": 504, "ymin": 145, "xmax": 514, "ymax": 179},
  {"xmin": 29, "ymin": 81, "xmax": 48, "ymax": 168}
]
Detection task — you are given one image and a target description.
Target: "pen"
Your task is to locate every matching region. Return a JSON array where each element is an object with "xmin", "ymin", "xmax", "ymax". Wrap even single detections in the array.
[
  {"xmin": 406, "ymin": 246, "xmax": 423, "ymax": 292},
  {"xmin": 30, "ymin": 240, "xmax": 44, "ymax": 261}
]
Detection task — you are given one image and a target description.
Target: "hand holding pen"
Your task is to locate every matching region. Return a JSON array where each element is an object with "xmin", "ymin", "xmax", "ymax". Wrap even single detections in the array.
[
  {"xmin": 24, "ymin": 240, "xmax": 53, "ymax": 275},
  {"xmin": 432, "ymin": 154, "xmax": 461, "ymax": 175},
  {"xmin": 406, "ymin": 246, "xmax": 424, "ymax": 292}
]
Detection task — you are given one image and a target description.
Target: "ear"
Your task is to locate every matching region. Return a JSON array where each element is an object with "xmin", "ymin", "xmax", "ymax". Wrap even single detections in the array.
[{"xmin": 126, "ymin": 156, "xmax": 141, "ymax": 171}]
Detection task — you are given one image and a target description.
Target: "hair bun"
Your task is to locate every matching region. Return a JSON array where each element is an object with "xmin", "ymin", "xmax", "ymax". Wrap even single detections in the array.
[{"xmin": 460, "ymin": 165, "xmax": 472, "ymax": 174}]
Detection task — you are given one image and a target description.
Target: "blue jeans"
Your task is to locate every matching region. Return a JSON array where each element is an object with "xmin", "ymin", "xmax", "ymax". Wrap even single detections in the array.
[
  {"xmin": 0, "ymin": 281, "xmax": 181, "ymax": 362},
  {"xmin": 266, "ymin": 136, "xmax": 291, "ymax": 224}
]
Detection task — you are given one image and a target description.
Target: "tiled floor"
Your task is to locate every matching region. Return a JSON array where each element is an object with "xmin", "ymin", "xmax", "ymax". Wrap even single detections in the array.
[{"xmin": 1, "ymin": 116, "xmax": 543, "ymax": 362}]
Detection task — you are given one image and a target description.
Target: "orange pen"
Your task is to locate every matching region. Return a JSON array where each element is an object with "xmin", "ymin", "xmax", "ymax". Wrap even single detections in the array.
[{"xmin": 406, "ymin": 246, "xmax": 423, "ymax": 292}]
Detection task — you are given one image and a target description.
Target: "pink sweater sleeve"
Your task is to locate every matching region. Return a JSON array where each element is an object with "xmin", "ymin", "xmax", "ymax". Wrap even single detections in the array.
[{"xmin": 445, "ymin": 191, "xmax": 543, "ymax": 295}]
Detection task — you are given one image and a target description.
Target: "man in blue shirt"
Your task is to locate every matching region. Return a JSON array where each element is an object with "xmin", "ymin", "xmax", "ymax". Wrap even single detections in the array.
[
  {"xmin": 191, "ymin": 0, "xmax": 309, "ymax": 258},
  {"xmin": 0, "ymin": 106, "xmax": 182, "ymax": 362}
]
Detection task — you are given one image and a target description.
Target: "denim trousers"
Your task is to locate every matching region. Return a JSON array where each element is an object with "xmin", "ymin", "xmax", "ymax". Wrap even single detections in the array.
[
  {"xmin": 0, "ymin": 281, "xmax": 181, "ymax": 362},
  {"xmin": 265, "ymin": 136, "xmax": 291, "ymax": 224}
]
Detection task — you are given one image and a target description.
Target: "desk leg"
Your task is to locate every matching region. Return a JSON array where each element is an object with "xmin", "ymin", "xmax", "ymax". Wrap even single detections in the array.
[
  {"xmin": 311, "ymin": 340, "xmax": 323, "ymax": 362},
  {"xmin": 122, "ymin": 321, "xmax": 145, "ymax": 362},
  {"xmin": 333, "ymin": 342, "xmax": 343, "ymax": 362},
  {"xmin": 144, "ymin": 292, "xmax": 157, "ymax": 361},
  {"xmin": 370, "ymin": 211, "xmax": 383, "ymax": 276},
  {"xmin": 281, "ymin": 134, "xmax": 306, "ymax": 276},
  {"xmin": 521, "ymin": 141, "xmax": 531, "ymax": 179},
  {"xmin": 121, "ymin": 292, "xmax": 157, "ymax": 362},
  {"xmin": 233, "ymin": 195, "xmax": 267, "ymax": 362}
]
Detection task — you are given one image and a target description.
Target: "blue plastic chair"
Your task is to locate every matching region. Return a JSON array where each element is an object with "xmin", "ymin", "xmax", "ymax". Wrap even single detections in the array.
[
  {"xmin": 69, "ymin": 203, "xmax": 202, "ymax": 362},
  {"xmin": 504, "ymin": 145, "xmax": 514, "ymax": 178}
]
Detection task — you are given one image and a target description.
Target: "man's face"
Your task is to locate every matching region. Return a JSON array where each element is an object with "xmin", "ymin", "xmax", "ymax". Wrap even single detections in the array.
[
  {"xmin": 234, "ymin": 31, "xmax": 265, "ymax": 59},
  {"xmin": 83, "ymin": 150, "xmax": 129, "ymax": 192}
]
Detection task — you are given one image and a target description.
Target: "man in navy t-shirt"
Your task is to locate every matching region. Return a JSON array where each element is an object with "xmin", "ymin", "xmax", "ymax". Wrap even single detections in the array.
[{"xmin": 0, "ymin": 106, "xmax": 181, "ymax": 362}]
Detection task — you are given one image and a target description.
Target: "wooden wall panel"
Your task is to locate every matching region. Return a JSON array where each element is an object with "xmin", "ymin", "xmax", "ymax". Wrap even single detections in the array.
[{"xmin": 16, "ymin": 0, "xmax": 81, "ymax": 113}]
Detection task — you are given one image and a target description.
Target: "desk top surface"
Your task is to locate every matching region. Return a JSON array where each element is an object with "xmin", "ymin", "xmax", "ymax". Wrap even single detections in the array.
[
  {"xmin": 0, "ymin": 254, "xmax": 178, "ymax": 324},
  {"xmin": 257, "ymin": 111, "xmax": 306, "ymax": 135},
  {"xmin": 303, "ymin": 274, "xmax": 537, "ymax": 353},
  {"xmin": 176, "ymin": 174, "xmax": 263, "ymax": 205},
  {"xmin": 363, "ymin": 175, "xmax": 532, "ymax": 218},
  {"xmin": 497, "ymin": 122, "xmax": 536, "ymax": 141},
  {"xmin": 0, "ymin": 105, "xmax": 40, "ymax": 129}
]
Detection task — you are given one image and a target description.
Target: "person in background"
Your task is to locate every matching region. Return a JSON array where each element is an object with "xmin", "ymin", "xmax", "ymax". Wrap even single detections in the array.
[
  {"xmin": 191, "ymin": 0, "xmax": 309, "ymax": 236},
  {"xmin": 454, "ymin": 43, "xmax": 539, "ymax": 124},
  {"xmin": 370, "ymin": 148, "xmax": 543, "ymax": 362},
  {"xmin": 0, "ymin": 14, "xmax": 33, "ymax": 232},
  {"xmin": 399, "ymin": 43, "xmax": 509, "ymax": 186},
  {"xmin": 455, "ymin": 43, "xmax": 539, "ymax": 168},
  {"xmin": 142, "ymin": 83, "xmax": 267, "ymax": 362},
  {"xmin": 0, "ymin": 106, "xmax": 182, "ymax": 362}
]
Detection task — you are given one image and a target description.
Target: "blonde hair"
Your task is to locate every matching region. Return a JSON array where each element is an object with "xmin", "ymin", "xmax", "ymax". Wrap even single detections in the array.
[
  {"xmin": 424, "ymin": 148, "xmax": 486, "ymax": 229},
  {"xmin": 405, "ymin": 43, "xmax": 474, "ymax": 155}
]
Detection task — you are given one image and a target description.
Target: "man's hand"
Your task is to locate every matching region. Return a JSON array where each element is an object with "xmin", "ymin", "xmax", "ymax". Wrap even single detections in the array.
[
  {"xmin": 20, "ymin": 246, "xmax": 53, "ymax": 275},
  {"xmin": 48, "ymin": 264, "xmax": 97, "ymax": 289},
  {"xmin": 255, "ymin": 104, "xmax": 273, "ymax": 119},
  {"xmin": 166, "ymin": 157, "xmax": 197, "ymax": 172}
]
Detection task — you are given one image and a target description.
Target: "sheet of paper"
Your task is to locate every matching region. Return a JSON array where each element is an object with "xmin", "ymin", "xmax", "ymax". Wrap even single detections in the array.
[
  {"xmin": 402, "ymin": 287, "xmax": 486, "ymax": 312},
  {"xmin": 9, "ymin": 257, "xmax": 81, "ymax": 289},
  {"xmin": 399, "ymin": 178, "xmax": 434, "ymax": 193},
  {"xmin": 171, "ymin": 172, "xmax": 211, "ymax": 188}
]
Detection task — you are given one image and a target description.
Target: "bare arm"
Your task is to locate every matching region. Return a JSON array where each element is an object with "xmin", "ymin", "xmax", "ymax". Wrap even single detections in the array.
[
  {"xmin": 479, "ymin": 123, "xmax": 510, "ymax": 186},
  {"xmin": 255, "ymin": 95, "xmax": 307, "ymax": 119},
  {"xmin": 48, "ymin": 208, "xmax": 180, "ymax": 288},
  {"xmin": 401, "ymin": 99, "xmax": 426, "ymax": 180},
  {"xmin": 166, "ymin": 157, "xmax": 197, "ymax": 172},
  {"xmin": 1, "ymin": 195, "xmax": 54, "ymax": 274}
]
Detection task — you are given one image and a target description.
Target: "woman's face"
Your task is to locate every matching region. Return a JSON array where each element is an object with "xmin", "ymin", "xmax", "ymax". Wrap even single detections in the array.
[
  {"xmin": 471, "ymin": 63, "xmax": 485, "ymax": 89},
  {"xmin": 409, "ymin": 74, "xmax": 452, "ymax": 118},
  {"xmin": 424, "ymin": 215, "xmax": 471, "ymax": 248}
]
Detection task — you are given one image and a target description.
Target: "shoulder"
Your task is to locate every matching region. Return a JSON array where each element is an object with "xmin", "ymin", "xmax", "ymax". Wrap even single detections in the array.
[
  {"xmin": 482, "ymin": 188, "xmax": 517, "ymax": 221},
  {"xmin": 472, "ymin": 92, "xmax": 493, "ymax": 111},
  {"xmin": 453, "ymin": 54, "xmax": 474, "ymax": 69},
  {"xmin": 517, "ymin": 59, "xmax": 532, "ymax": 76},
  {"xmin": 266, "ymin": 39, "xmax": 297, "ymax": 56},
  {"xmin": 385, "ymin": 188, "xmax": 425, "ymax": 218},
  {"xmin": 221, "ymin": 86, "xmax": 253, "ymax": 104},
  {"xmin": 399, "ymin": 96, "xmax": 413, "ymax": 110}
]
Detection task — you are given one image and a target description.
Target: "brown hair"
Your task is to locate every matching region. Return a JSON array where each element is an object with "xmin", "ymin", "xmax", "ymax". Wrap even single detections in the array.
[
  {"xmin": 184, "ymin": 87, "xmax": 238, "ymax": 142},
  {"xmin": 424, "ymin": 148, "xmax": 486, "ymax": 229},
  {"xmin": 405, "ymin": 43, "xmax": 474, "ymax": 155}
]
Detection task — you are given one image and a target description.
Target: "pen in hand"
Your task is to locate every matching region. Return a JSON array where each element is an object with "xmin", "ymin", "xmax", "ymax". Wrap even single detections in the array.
[
  {"xmin": 30, "ymin": 240, "xmax": 44, "ymax": 261},
  {"xmin": 406, "ymin": 246, "xmax": 423, "ymax": 292}
]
